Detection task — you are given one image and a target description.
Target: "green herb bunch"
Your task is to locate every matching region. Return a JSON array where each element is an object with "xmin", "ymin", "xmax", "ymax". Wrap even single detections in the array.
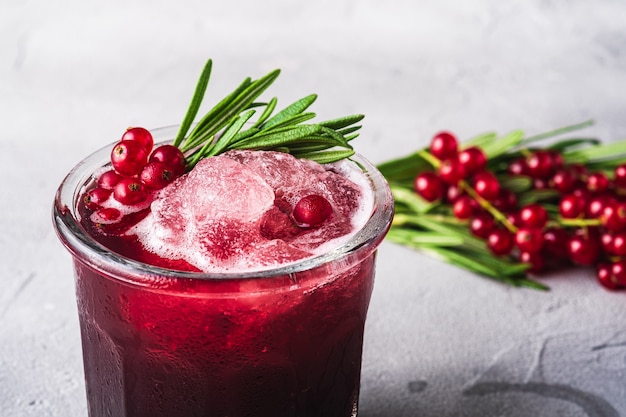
[
  {"xmin": 378, "ymin": 120, "xmax": 626, "ymax": 291},
  {"xmin": 173, "ymin": 59, "xmax": 363, "ymax": 168}
]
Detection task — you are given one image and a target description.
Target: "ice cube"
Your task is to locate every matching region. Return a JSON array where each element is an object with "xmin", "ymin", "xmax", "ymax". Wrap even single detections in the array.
[{"xmin": 131, "ymin": 151, "xmax": 370, "ymax": 273}]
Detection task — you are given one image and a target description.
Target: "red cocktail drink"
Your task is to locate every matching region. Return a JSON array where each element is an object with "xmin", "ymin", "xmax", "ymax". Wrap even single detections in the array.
[{"xmin": 53, "ymin": 126, "xmax": 393, "ymax": 417}]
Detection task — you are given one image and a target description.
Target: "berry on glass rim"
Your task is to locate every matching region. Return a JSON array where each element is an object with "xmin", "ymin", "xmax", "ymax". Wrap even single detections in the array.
[
  {"xmin": 97, "ymin": 170, "xmax": 122, "ymax": 190},
  {"xmin": 458, "ymin": 146, "xmax": 486, "ymax": 176},
  {"xmin": 292, "ymin": 195, "xmax": 333, "ymax": 228},
  {"xmin": 149, "ymin": 144, "xmax": 187, "ymax": 176},
  {"xmin": 83, "ymin": 187, "xmax": 111, "ymax": 210},
  {"xmin": 414, "ymin": 172, "xmax": 445, "ymax": 202},
  {"xmin": 113, "ymin": 177, "xmax": 148, "ymax": 205},
  {"xmin": 140, "ymin": 162, "xmax": 176, "ymax": 190},
  {"xmin": 121, "ymin": 127, "xmax": 154, "ymax": 153},
  {"xmin": 92, "ymin": 207, "xmax": 122, "ymax": 223},
  {"xmin": 111, "ymin": 140, "xmax": 149, "ymax": 177},
  {"xmin": 473, "ymin": 171, "xmax": 500, "ymax": 201},
  {"xmin": 487, "ymin": 228, "xmax": 514, "ymax": 256},
  {"xmin": 429, "ymin": 131, "xmax": 458, "ymax": 160}
]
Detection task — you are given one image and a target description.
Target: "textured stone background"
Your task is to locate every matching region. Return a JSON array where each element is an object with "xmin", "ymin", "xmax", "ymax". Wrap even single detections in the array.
[{"xmin": 2, "ymin": 0, "xmax": 626, "ymax": 416}]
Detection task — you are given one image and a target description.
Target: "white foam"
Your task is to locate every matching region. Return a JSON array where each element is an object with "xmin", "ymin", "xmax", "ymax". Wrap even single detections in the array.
[{"xmin": 128, "ymin": 152, "xmax": 374, "ymax": 273}]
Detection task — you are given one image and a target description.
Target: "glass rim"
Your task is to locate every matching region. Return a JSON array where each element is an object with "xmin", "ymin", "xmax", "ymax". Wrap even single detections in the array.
[{"xmin": 52, "ymin": 125, "xmax": 394, "ymax": 283}]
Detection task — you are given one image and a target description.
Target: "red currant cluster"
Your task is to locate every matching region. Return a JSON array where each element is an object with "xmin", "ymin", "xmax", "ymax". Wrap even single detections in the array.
[
  {"xmin": 414, "ymin": 131, "xmax": 626, "ymax": 291},
  {"xmin": 82, "ymin": 127, "xmax": 186, "ymax": 222}
]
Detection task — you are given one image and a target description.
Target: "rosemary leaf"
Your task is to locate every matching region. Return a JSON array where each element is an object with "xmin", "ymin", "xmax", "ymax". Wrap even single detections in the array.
[
  {"xmin": 174, "ymin": 59, "xmax": 213, "ymax": 147},
  {"xmin": 252, "ymin": 97, "xmax": 278, "ymax": 128},
  {"xmin": 261, "ymin": 94, "xmax": 317, "ymax": 130},
  {"xmin": 319, "ymin": 114, "xmax": 365, "ymax": 130},
  {"xmin": 293, "ymin": 149, "xmax": 355, "ymax": 164},
  {"xmin": 482, "ymin": 130, "xmax": 524, "ymax": 159},
  {"xmin": 563, "ymin": 140, "xmax": 626, "ymax": 164}
]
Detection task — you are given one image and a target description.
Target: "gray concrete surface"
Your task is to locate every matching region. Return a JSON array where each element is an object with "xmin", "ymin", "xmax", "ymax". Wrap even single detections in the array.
[{"xmin": 2, "ymin": 0, "xmax": 626, "ymax": 415}]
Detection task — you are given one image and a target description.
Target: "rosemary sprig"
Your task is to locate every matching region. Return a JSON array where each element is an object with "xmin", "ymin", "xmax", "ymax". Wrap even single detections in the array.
[
  {"xmin": 379, "ymin": 120, "xmax": 626, "ymax": 290},
  {"xmin": 173, "ymin": 59, "xmax": 363, "ymax": 168}
]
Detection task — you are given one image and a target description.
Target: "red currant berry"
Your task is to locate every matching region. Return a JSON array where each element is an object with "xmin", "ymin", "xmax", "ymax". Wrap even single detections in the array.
[
  {"xmin": 549, "ymin": 151, "xmax": 564, "ymax": 170},
  {"xmin": 458, "ymin": 147, "xmax": 487, "ymax": 176},
  {"xmin": 614, "ymin": 164, "xmax": 626, "ymax": 188},
  {"xmin": 507, "ymin": 212, "xmax": 524, "ymax": 229},
  {"xmin": 140, "ymin": 162, "xmax": 176, "ymax": 190},
  {"xmin": 111, "ymin": 140, "xmax": 149, "ymax": 177},
  {"xmin": 601, "ymin": 203, "xmax": 626, "ymax": 232},
  {"xmin": 567, "ymin": 234, "xmax": 601, "ymax": 266},
  {"xmin": 473, "ymin": 171, "xmax": 500, "ymax": 201},
  {"xmin": 414, "ymin": 172, "xmax": 445, "ymax": 202},
  {"xmin": 92, "ymin": 207, "xmax": 122, "ymax": 223},
  {"xmin": 570, "ymin": 163, "xmax": 588, "ymax": 179},
  {"xmin": 515, "ymin": 227, "xmax": 544, "ymax": 253},
  {"xmin": 445, "ymin": 184, "xmax": 463, "ymax": 204},
  {"xmin": 533, "ymin": 178, "xmax": 550, "ymax": 190},
  {"xmin": 586, "ymin": 196, "xmax": 613, "ymax": 219},
  {"xmin": 508, "ymin": 158, "xmax": 528, "ymax": 176},
  {"xmin": 492, "ymin": 189, "xmax": 518, "ymax": 213},
  {"xmin": 260, "ymin": 206, "xmax": 300, "ymax": 239},
  {"xmin": 586, "ymin": 172, "xmax": 610, "ymax": 194},
  {"xmin": 526, "ymin": 150, "xmax": 555, "ymax": 179},
  {"xmin": 559, "ymin": 195, "xmax": 585, "ymax": 219},
  {"xmin": 487, "ymin": 228, "xmax": 514, "ymax": 256},
  {"xmin": 470, "ymin": 214, "xmax": 496, "ymax": 238},
  {"xmin": 453, "ymin": 195, "xmax": 475, "ymax": 219},
  {"xmin": 597, "ymin": 263, "xmax": 621, "ymax": 290},
  {"xmin": 601, "ymin": 232, "xmax": 615, "ymax": 255},
  {"xmin": 97, "ymin": 170, "xmax": 122, "ymax": 190},
  {"xmin": 551, "ymin": 169, "xmax": 576, "ymax": 194},
  {"xmin": 519, "ymin": 203, "xmax": 548, "ymax": 228},
  {"xmin": 438, "ymin": 157, "xmax": 466, "ymax": 185},
  {"xmin": 83, "ymin": 187, "xmax": 111, "ymax": 210},
  {"xmin": 113, "ymin": 178, "xmax": 148, "ymax": 205},
  {"xmin": 611, "ymin": 232, "xmax": 626, "ymax": 256},
  {"xmin": 429, "ymin": 131, "xmax": 458, "ymax": 160},
  {"xmin": 121, "ymin": 127, "xmax": 154, "ymax": 153},
  {"xmin": 149, "ymin": 145, "xmax": 186, "ymax": 176},
  {"xmin": 292, "ymin": 195, "xmax": 333, "ymax": 227},
  {"xmin": 611, "ymin": 260, "xmax": 626, "ymax": 286},
  {"xmin": 542, "ymin": 227, "xmax": 570, "ymax": 261},
  {"xmin": 519, "ymin": 251, "xmax": 545, "ymax": 273}
]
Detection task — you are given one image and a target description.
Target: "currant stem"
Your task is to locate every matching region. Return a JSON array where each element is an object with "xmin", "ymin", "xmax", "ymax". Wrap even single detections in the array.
[
  {"xmin": 417, "ymin": 149, "xmax": 441, "ymax": 169},
  {"xmin": 460, "ymin": 181, "xmax": 519, "ymax": 233},
  {"xmin": 555, "ymin": 218, "xmax": 603, "ymax": 228}
]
